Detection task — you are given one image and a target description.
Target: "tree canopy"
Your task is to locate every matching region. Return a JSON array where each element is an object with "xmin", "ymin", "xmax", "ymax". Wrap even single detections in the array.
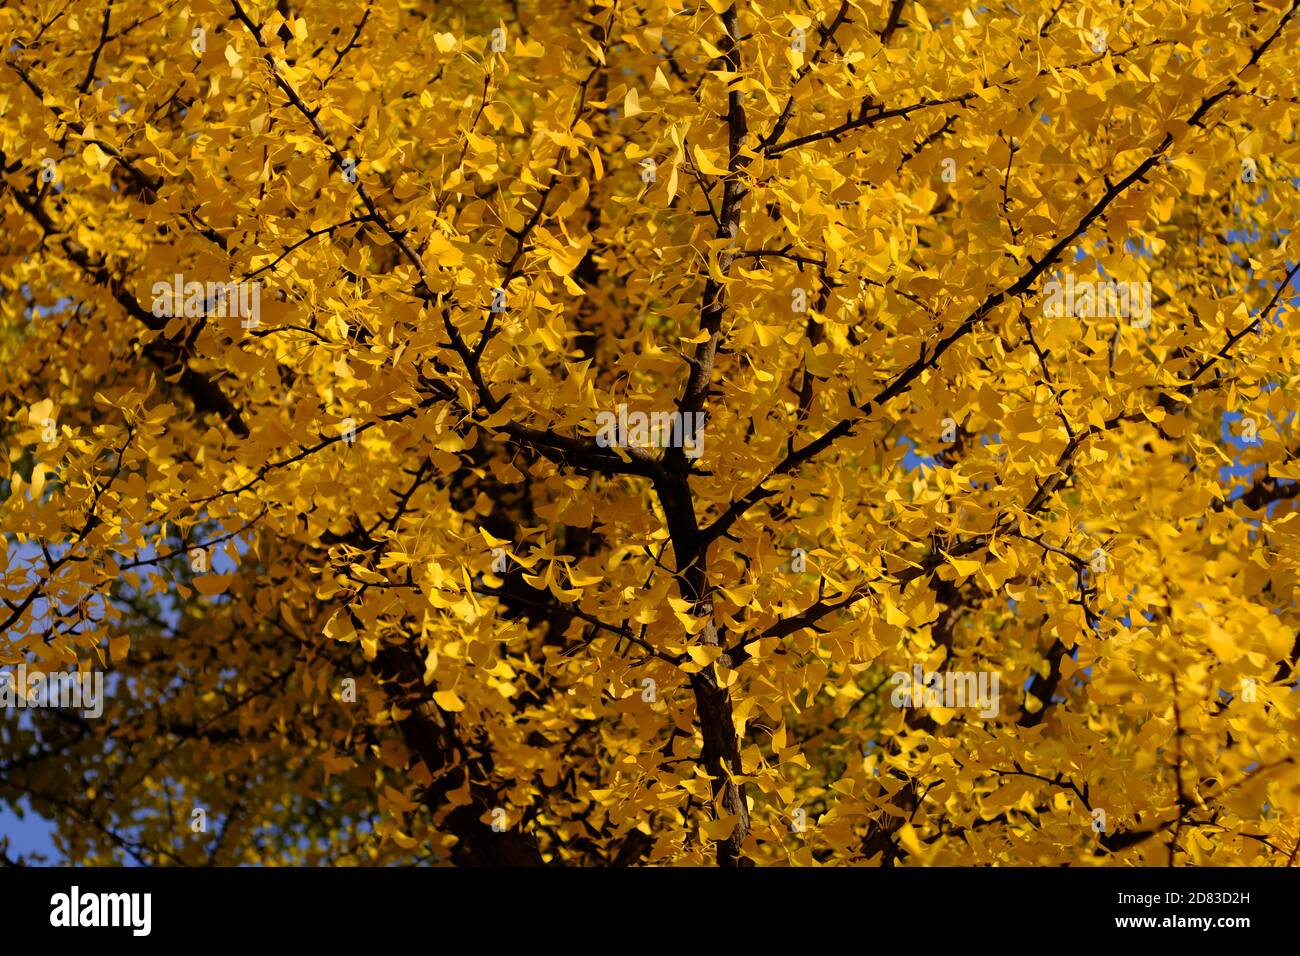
[{"xmin": 2, "ymin": 0, "xmax": 1299, "ymax": 866}]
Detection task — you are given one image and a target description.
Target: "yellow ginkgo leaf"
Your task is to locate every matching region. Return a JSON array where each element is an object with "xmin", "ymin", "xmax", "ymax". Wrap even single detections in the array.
[
  {"xmin": 624, "ymin": 87, "xmax": 643, "ymax": 118},
  {"xmin": 433, "ymin": 689, "xmax": 464, "ymax": 712}
]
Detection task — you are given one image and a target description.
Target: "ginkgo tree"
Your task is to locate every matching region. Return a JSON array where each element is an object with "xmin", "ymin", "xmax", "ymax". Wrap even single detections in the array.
[{"xmin": 2, "ymin": 0, "xmax": 1299, "ymax": 867}]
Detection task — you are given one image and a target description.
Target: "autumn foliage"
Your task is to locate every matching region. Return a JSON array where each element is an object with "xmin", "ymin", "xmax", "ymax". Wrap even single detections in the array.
[{"xmin": 2, "ymin": 0, "xmax": 1300, "ymax": 866}]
